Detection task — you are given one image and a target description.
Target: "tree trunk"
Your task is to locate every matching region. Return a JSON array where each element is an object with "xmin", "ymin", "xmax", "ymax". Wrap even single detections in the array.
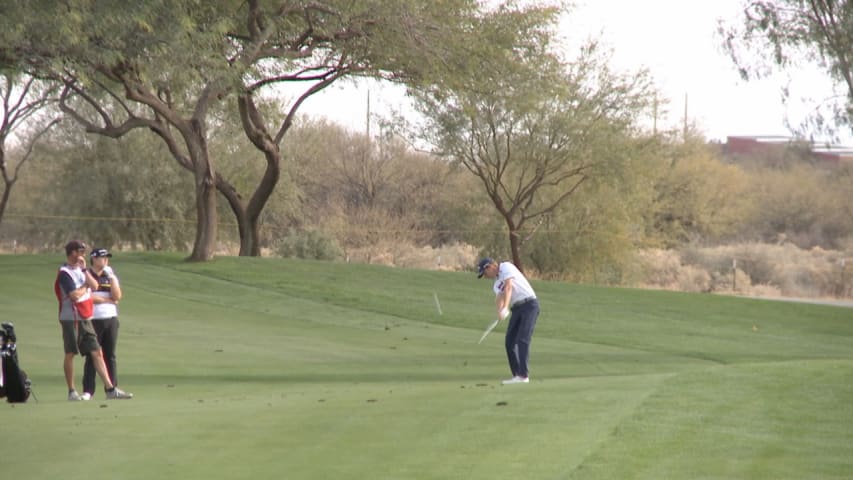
[
  {"xmin": 243, "ymin": 148, "xmax": 281, "ymax": 256},
  {"xmin": 241, "ymin": 220, "xmax": 262, "ymax": 256},
  {"xmin": 217, "ymin": 180, "xmax": 261, "ymax": 257},
  {"xmin": 0, "ymin": 182, "xmax": 11, "ymax": 228},
  {"xmin": 509, "ymin": 228, "xmax": 524, "ymax": 274},
  {"xmin": 223, "ymin": 94, "xmax": 282, "ymax": 257},
  {"xmin": 186, "ymin": 128, "xmax": 217, "ymax": 262},
  {"xmin": 1, "ymin": 147, "xmax": 13, "ymax": 229},
  {"xmin": 189, "ymin": 174, "xmax": 218, "ymax": 261},
  {"xmin": 216, "ymin": 148, "xmax": 279, "ymax": 257},
  {"xmin": 500, "ymin": 208, "xmax": 525, "ymax": 273}
]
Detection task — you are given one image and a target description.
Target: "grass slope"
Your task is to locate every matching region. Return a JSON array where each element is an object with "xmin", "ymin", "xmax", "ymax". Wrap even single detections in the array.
[{"xmin": 1, "ymin": 253, "xmax": 851, "ymax": 479}]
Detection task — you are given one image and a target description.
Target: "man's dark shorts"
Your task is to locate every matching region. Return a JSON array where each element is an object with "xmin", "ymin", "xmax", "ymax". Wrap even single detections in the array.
[{"xmin": 60, "ymin": 320, "xmax": 101, "ymax": 354}]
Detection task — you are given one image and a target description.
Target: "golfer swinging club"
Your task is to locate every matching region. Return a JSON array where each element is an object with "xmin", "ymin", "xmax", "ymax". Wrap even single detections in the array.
[{"xmin": 477, "ymin": 257, "xmax": 539, "ymax": 384}]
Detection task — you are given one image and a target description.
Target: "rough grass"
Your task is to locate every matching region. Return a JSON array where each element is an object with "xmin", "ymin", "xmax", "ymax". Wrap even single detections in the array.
[{"xmin": 2, "ymin": 253, "xmax": 852, "ymax": 480}]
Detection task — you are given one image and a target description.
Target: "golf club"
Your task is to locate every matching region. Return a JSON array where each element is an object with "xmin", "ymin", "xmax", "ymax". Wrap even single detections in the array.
[{"xmin": 478, "ymin": 318, "xmax": 499, "ymax": 344}]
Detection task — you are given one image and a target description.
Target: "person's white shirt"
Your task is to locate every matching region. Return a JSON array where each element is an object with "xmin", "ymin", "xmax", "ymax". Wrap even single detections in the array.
[
  {"xmin": 91, "ymin": 267, "xmax": 119, "ymax": 319},
  {"xmin": 492, "ymin": 262, "xmax": 536, "ymax": 306}
]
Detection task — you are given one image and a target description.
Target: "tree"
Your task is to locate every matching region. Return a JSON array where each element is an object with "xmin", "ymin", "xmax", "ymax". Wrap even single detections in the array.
[
  {"xmin": 227, "ymin": 0, "xmax": 562, "ymax": 255},
  {"xmin": 415, "ymin": 37, "xmax": 656, "ymax": 272},
  {"xmin": 645, "ymin": 136, "xmax": 753, "ymax": 247},
  {"xmin": 0, "ymin": 1, "xmax": 245, "ymax": 260},
  {"xmin": 1, "ymin": 0, "xmax": 558, "ymax": 260},
  {"xmin": 738, "ymin": 162, "xmax": 851, "ymax": 248},
  {"xmin": 0, "ymin": 72, "xmax": 60, "ymax": 230},
  {"xmin": 282, "ymin": 118, "xmax": 477, "ymax": 258},
  {"xmin": 45, "ymin": 129, "xmax": 198, "ymax": 251},
  {"xmin": 720, "ymin": 0, "xmax": 853, "ymax": 137},
  {"xmin": 521, "ymin": 133, "xmax": 660, "ymax": 283}
]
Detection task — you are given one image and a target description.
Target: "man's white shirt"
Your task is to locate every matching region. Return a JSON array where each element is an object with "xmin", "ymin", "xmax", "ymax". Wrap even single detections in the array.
[{"xmin": 492, "ymin": 262, "xmax": 536, "ymax": 305}]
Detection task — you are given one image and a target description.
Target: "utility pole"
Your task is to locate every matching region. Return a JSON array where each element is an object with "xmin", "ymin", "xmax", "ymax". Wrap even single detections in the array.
[
  {"xmin": 366, "ymin": 89, "xmax": 371, "ymax": 139},
  {"xmin": 363, "ymin": 89, "xmax": 371, "ymax": 167},
  {"xmin": 732, "ymin": 258, "xmax": 737, "ymax": 292},
  {"xmin": 652, "ymin": 94, "xmax": 658, "ymax": 135}
]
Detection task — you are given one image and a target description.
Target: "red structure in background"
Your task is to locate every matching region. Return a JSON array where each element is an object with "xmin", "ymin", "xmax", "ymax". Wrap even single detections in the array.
[{"xmin": 725, "ymin": 135, "xmax": 853, "ymax": 163}]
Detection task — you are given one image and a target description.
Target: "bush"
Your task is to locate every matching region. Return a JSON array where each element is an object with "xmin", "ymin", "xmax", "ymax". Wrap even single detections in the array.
[
  {"xmin": 344, "ymin": 241, "xmax": 478, "ymax": 271},
  {"xmin": 276, "ymin": 230, "xmax": 343, "ymax": 261},
  {"xmin": 740, "ymin": 164, "xmax": 853, "ymax": 249},
  {"xmin": 709, "ymin": 268, "xmax": 752, "ymax": 294},
  {"xmin": 636, "ymin": 249, "xmax": 712, "ymax": 292},
  {"xmin": 637, "ymin": 243, "xmax": 851, "ymax": 298}
]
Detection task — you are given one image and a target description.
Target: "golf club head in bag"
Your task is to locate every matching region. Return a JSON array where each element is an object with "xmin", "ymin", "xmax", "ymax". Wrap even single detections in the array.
[{"xmin": 1, "ymin": 322, "xmax": 32, "ymax": 403}]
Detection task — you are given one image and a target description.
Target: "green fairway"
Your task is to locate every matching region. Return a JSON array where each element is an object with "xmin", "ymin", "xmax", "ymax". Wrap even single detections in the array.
[{"xmin": 2, "ymin": 253, "xmax": 852, "ymax": 479}]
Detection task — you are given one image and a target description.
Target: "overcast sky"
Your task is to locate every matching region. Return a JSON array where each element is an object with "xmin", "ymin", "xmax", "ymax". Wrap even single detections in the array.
[{"xmin": 280, "ymin": 0, "xmax": 849, "ymax": 145}]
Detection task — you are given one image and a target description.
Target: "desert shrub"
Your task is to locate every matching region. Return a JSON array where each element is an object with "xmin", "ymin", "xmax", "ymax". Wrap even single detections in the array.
[
  {"xmin": 636, "ymin": 249, "xmax": 682, "ymax": 287},
  {"xmin": 678, "ymin": 243, "xmax": 850, "ymax": 297},
  {"xmin": 733, "ymin": 244, "xmax": 778, "ymax": 285},
  {"xmin": 276, "ymin": 230, "xmax": 342, "ymax": 261},
  {"xmin": 638, "ymin": 243, "xmax": 851, "ymax": 298},
  {"xmin": 345, "ymin": 241, "xmax": 478, "ymax": 271},
  {"xmin": 740, "ymin": 164, "xmax": 852, "ymax": 249},
  {"xmin": 636, "ymin": 249, "xmax": 712, "ymax": 292},
  {"xmin": 681, "ymin": 246, "xmax": 735, "ymax": 274},
  {"xmin": 749, "ymin": 283, "xmax": 783, "ymax": 298},
  {"xmin": 709, "ymin": 268, "xmax": 753, "ymax": 294},
  {"xmin": 392, "ymin": 242, "xmax": 479, "ymax": 271},
  {"xmin": 773, "ymin": 252, "xmax": 840, "ymax": 297},
  {"xmin": 681, "ymin": 244, "xmax": 780, "ymax": 287},
  {"xmin": 677, "ymin": 265, "xmax": 712, "ymax": 292}
]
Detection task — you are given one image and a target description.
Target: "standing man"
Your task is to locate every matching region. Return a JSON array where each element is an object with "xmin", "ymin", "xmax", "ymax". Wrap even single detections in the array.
[
  {"xmin": 82, "ymin": 247, "xmax": 123, "ymax": 400},
  {"xmin": 477, "ymin": 257, "xmax": 540, "ymax": 385},
  {"xmin": 54, "ymin": 240, "xmax": 132, "ymax": 400}
]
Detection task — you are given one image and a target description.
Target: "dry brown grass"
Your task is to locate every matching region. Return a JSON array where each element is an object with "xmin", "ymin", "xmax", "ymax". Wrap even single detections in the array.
[
  {"xmin": 638, "ymin": 243, "xmax": 851, "ymax": 299},
  {"xmin": 344, "ymin": 242, "xmax": 479, "ymax": 272}
]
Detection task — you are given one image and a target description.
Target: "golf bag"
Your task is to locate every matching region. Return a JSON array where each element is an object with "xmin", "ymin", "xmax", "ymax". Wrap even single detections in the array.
[{"xmin": 0, "ymin": 322, "xmax": 32, "ymax": 403}]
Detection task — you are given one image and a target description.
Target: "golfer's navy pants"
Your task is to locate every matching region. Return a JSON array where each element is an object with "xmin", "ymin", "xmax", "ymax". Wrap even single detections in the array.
[
  {"xmin": 83, "ymin": 316, "xmax": 119, "ymax": 394},
  {"xmin": 505, "ymin": 299, "xmax": 539, "ymax": 378}
]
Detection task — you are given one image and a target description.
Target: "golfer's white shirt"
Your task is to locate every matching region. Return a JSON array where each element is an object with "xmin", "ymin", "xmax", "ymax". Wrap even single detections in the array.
[
  {"xmin": 493, "ymin": 262, "xmax": 536, "ymax": 306},
  {"xmin": 92, "ymin": 270, "xmax": 119, "ymax": 319},
  {"xmin": 92, "ymin": 290, "xmax": 118, "ymax": 318}
]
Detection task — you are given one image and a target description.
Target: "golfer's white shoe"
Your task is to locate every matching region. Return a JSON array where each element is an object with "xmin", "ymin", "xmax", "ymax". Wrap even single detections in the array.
[
  {"xmin": 106, "ymin": 387, "xmax": 133, "ymax": 399},
  {"xmin": 501, "ymin": 376, "xmax": 530, "ymax": 385},
  {"xmin": 80, "ymin": 392, "xmax": 92, "ymax": 401}
]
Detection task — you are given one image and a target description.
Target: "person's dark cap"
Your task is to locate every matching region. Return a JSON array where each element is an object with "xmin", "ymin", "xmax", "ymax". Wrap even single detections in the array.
[
  {"xmin": 64, "ymin": 240, "xmax": 87, "ymax": 255},
  {"xmin": 477, "ymin": 257, "xmax": 494, "ymax": 278},
  {"xmin": 90, "ymin": 248, "xmax": 112, "ymax": 258}
]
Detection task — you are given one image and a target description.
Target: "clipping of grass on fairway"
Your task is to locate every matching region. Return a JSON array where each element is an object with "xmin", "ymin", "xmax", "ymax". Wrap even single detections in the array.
[{"xmin": 1, "ymin": 253, "xmax": 852, "ymax": 480}]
